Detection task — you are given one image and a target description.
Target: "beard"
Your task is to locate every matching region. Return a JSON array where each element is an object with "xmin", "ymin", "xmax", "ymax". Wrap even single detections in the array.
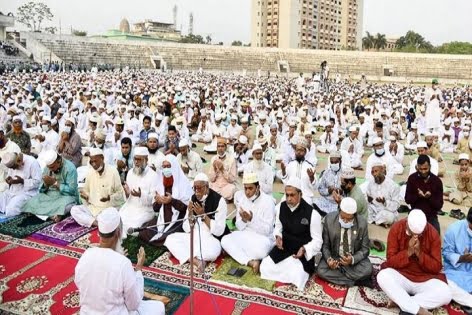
[
  {"xmin": 148, "ymin": 147, "xmax": 158, "ymax": 154},
  {"xmin": 133, "ymin": 165, "xmax": 146, "ymax": 176},
  {"xmin": 253, "ymin": 159, "xmax": 263, "ymax": 170}
]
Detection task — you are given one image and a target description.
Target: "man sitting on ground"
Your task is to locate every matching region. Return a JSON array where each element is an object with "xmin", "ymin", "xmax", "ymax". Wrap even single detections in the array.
[
  {"xmin": 317, "ymin": 198, "xmax": 372, "ymax": 287},
  {"xmin": 75, "ymin": 207, "xmax": 165, "ymax": 315},
  {"xmin": 222, "ymin": 173, "xmax": 276, "ymax": 274},
  {"xmin": 377, "ymin": 209, "xmax": 452, "ymax": 315}
]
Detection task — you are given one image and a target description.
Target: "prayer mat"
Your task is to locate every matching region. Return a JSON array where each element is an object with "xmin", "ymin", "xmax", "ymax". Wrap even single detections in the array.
[
  {"xmin": 356, "ymin": 177, "xmax": 367, "ymax": 185},
  {"xmin": 211, "ymin": 257, "xmax": 276, "ymax": 291},
  {"xmin": 226, "ymin": 218, "xmax": 236, "ymax": 231},
  {"xmin": 30, "ymin": 216, "xmax": 96, "ymax": 246},
  {"xmin": 123, "ymin": 235, "xmax": 167, "ymax": 266},
  {"xmin": 343, "ymin": 260, "xmax": 464, "ymax": 315},
  {"xmin": 0, "ymin": 213, "xmax": 54, "ymax": 238},
  {"xmin": 0, "ymin": 215, "xmax": 15, "ymax": 224},
  {"xmin": 143, "ymin": 278, "xmax": 190, "ymax": 315},
  {"xmin": 273, "ymin": 191, "xmax": 285, "ymax": 200},
  {"xmin": 68, "ymin": 229, "xmax": 99, "ymax": 250}
]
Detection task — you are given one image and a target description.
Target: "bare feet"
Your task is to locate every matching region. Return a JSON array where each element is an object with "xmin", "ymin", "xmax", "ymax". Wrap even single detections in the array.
[
  {"xmin": 192, "ymin": 258, "xmax": 206, "ymax": 273},
  {"xmin": 386, "ymin": 299, "xmax": 398, "ymax": 309},
  {"xmin": 52, "ymin": 215, "xmax": 63, "ymax": 223},
  {"xmin": 247, "ymin": 259, "xmax": 261, "ymax": 274},
  {"xmin": 417, "ymin": 307, "xmax": 433, "ymax": 315},
  {"xmin": 144, "ymin": 291, "xmax": 171, "ymax": 305}
]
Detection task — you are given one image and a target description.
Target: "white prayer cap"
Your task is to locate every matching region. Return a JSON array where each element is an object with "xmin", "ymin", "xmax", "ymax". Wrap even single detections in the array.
[
  {"xmin": 89, "ymin": 115, "xmax": 99, "ymax": 123},
  {"xmin": 95, "ymin": 129, "xmax": 107, "ymax": 141},
  {"xmin": 459, "ymin": 153, "xmax": 470, "ymax": 161},
  {"xmin": 89, "ymin": 148, "xmax": 104, "ymax": 157},
  {"xmin": 259, "ymin": 113, "xmax": 267, "ymax": 120},
  {"xmin": 285, "ymin": 177, "xmax": 302, "ymax": 191},
  {"xmin": 42, "ymin": 116, "xmax": 52, "ymax": 122},
  {"xmin": 147, "ymin": 132, "xmax": 159, "ymax": 140},
  {"xmin": 340, "ymin": 197, "xmax": 357, "ymax": 214},
  {"xmin": 238, "ymin": 135, "xmax": 248, "ymax": 144},
  {"xmin": 65, "ymin": 117, "xmax": 75, "ymax": 125},
  {"xmin": 416, "ymin": 141, "xmax": 427, "ymax": 149},
  {"xmin": 12, "ymin": 115, "xmax": 22, "ymax": 122},
  {"xmin": 134, "ymin": 147, "xmax": 149, "ymax": 157},
  {"xmin": 51, "ymin": 118, "xmax": 58, "ymax": 126},
  {"xmin": 97, "ymin": 207, "xmax": 121, "ymax": 234},
  {"xmin": 114, "ymin": 117, "xmax": 124, "ymax": 125},
  {"xmin": 241, "ymin": 117, "xmax": 249, "ymax": 123},
  {"xmin": 242, "ymin": 172, "xmax": 258, "ymax": 184},
  {"xmin": 329, "ymin": 150, "xmax": 341, "ymax": 158},
  {"xmin": 156, "ymin": 113, "xmax": 163, "ymax": 121},
  {"xmin": 230, "ymin": 114, "xmax": 238, "ymax": 121},
  {"xmin": 373, "ymin": 137, "xmax": 383, "ymax": 145},
  {"xmin": 252, "ymin": 144, "xmax": 263, "ymax": 152},
  {"xmin": 194, "ymin": 173, "xmax": 209, "ymax": 183},
  {"xmin": 297, "ymin": 138, "xmax": 308, "ymax": 149},
  {"xmin": 389, "ymin": 135, "xmax": 396, "ymax": 141},
  {"xmin": 179, "ymin": 138, "xmax": 189, "ymax": 148},
  {"xmin": 215, "ymin": 113, "xmax": 222, "ymax": 121},
  {"xmin": 43, "ymin": 150, "xmax": 58, "ymax": 166},
  {"xmin": 371, "ymin": 161, "xmax": 385, "ymax": 168},
  {"xmin": 408, "ymin": 209, "xmax": 427, "ymax": 234},
  {"xmin": 1, "ymin": 152, "xmax": 17, "ymax": 168},
  {"xmin": 258, "ymin": 137, "xmax": 268, "ymax": 145},
  {"xmin": 58, "ymin": 108, "xmax": 66, "ymax": 114},
  {"xmin": 341, "ymin": 167, "xmax": 355, "ymax": 179},
  {"xmin": 411, "ymin": 123, "xmax": 417, "ymax": 129},
  {"xmin": 349, "ymin": 125, "xmax": 357, "ymax": 132}
]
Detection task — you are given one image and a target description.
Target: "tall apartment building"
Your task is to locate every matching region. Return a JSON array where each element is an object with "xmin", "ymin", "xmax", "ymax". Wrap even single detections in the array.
[{"xmin": 251, "ymin": 0, "xmax": 363, "ymax": 50}]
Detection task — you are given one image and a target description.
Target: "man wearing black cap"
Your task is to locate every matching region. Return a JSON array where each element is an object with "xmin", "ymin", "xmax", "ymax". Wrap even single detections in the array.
[{"xmin": 442, "ymin": 208, "xmax": 472, "ymax": 314}]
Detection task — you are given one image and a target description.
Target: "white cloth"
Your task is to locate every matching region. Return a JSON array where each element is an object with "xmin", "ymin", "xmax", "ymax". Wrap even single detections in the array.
[
  {"xmin": 222, "ymin": 191, "xmax": 275, "ymax": 265},
  {"xmin": 449, "ymin": 280, "xmax": 472, "ymax": 308},
  {"xmin": 366, "ymin": 177, "xmax": 401, "ymax": 225},
  {"xmin": 261, "ymin": 202, "xmax": 323, "ymax": 290},
  {"xmin": 164, "ymin": 195, "xmax": 227, "ymax": 264},
  {"xmin": 149, "ymin": 155, "xmax": 193, "ymax": 242},
  {"xmin": 41, "ymin": 129, "xmax": 60, "ymax": 151},
  {"xmin": 279, "ymin": 160, "xmax": 317, "ymax": 205},
  {"xmin": 75, "ymin": 247, "xmax": 164, "ymax": 315},
  {"xmin": 0, "ymin": 140, "xmax": 21, "ymax": 192},
  {"xmin": 176, "ymin": 150, "xmax": 203, "ymax": 180},
  {"xmin": 120, "ymin": 167, "xmax": 159, "ymax": 236},
  {"xmin": 0, "ymin": 154, "xmax": 42, "ymax": 217},
  {"xmin": 377, "ymin": 268, "xmax": 452, "ymax": 314},
  {"xmin": 365, "ymin": 153, "xmax": 403, "ymax": 184},
  {"xmin": 243, "ymin": 160, "xmax": 274, "ymax": 195},
  {"xmin": 147, "ymin": 151, "xmax": 166, "ymax": 171}
]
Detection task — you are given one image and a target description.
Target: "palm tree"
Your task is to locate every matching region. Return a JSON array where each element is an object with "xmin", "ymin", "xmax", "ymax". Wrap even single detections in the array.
[
  {"xmin": 362, "ymin": 31, "xmax": 374, "ymax": 51},
  {"xmin": 374, "ymin": 33, "xmax": 387, "ymax": 51}
]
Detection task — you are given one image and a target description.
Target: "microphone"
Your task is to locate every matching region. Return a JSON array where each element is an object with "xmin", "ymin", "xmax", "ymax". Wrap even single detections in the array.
[{"xmin": 127, "ymin": 226, "xmax": 146, "ymax": 234}]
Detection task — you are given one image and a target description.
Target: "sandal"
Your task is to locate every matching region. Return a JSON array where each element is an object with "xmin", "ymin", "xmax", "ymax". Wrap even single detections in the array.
[
  {"xmin": 397, "ymin": 205, "xmax": 410, "ymax": 213},
  {"xmin": 370, "ymin": 239, "xmax": 386, "ymax": 252},
  {"xmin": 449, "ymin": 209, "xmax": 466, "ymax": 220}
]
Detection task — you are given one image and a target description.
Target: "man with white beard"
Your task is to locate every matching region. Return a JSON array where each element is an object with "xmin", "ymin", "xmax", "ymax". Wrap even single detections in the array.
[
  {"xmin": 366, "ymin": 163, "xmax": 401, "ymax": 227},
  {"xmin": 222, "ymin": 173, "xmax": 276, "ymax": 274},
  {"xmin": 75, "ymin": 208, "xmax": 165, "ymax": 315},
  {"xmin": 120, "ymin": 147, "xmax": 159, "ymax": 238},
  {"xmin": 260, "ymin": 178, "xmax": 322, "ymax": 290},
  {"xmin": 243, "ymin": 144, "xmax": 274, "ymax": 195},
  {"xmin": 165, "ymin": 173, "xmax": 227, "ymax": 272},
  {"xmin": 176, "ymin": 139, "xmax": 203, "ymax": 180}
]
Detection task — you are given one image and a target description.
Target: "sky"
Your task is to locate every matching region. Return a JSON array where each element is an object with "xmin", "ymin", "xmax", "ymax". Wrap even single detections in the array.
[{"xmin": 2, "ymin": 0, "xmax": 472, "ymax": 45}]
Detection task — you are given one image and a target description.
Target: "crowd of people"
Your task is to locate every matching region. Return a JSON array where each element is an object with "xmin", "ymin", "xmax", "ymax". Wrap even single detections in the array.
[{"xmin": 0, "ymin": 68, "xmax": 471, "ymax": 315}]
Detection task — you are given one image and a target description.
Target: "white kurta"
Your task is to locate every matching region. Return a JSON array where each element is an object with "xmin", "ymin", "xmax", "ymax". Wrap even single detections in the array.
[
  {"xmin": 147, "ymin": 151, "xmax": 165, "ymax": 171},
  {"xmin": 366, "ymin": 177, "xmax": 401, "ymax": 225},
  {"xmin": 222, "ymin": 191, "xmax": 275, "ymax": 265},
  {"xmin": 425, "ymin": 88, "xmax": 443, "ymax": 130},
  {"xmin": 120, "ymin": 167, "xmax": 159, "ymax": 236},
  {"xmin": 164, "ymin": 196, "xmax": 227, "ymax": 264},
  {"xmin": 75, "ymin": 247, "xmax": 164, "ymax": 315},
  {"xmin": 279, "ymin": 160, "xmax": 317, "ymax": 205},
  {"xmin": 0, "ymin": 140, "xmax": 21, "ymax": 193},
  {"xmin": 260, "ymin": 202, "xmax": 323, "ymax": 290},
  {"xmin": 176, "ymin": 150, "xmax": 203, "ymax": 180},
  {"xmin": 0, "ymin": 155, "xmax": 42, "ymax": 217}
]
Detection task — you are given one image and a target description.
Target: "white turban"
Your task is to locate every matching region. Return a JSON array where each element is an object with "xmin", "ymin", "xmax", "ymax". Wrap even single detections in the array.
[
  {"xmin": 1, "ymin": 152, "xmax": 17, "ymax": 168},
  {"xmin": 134, "ymin": 147, "xmax": 149, "ymax": 157},
  {"xmin": 89, "ymin": 148, "xmax": 104, "ymax": 157},
  {"xmin": 408, "ymin": 209, "xmax": 427, "ymax": 234},
  {"xmin": 194, "ymin": 173, "xmax": 209, "ymax": 183},
  {"xmin": 340, "ymin": 197, "xmax": 357, "ymax": 214},
  {"xmin": 43, "ymin": 150, "xmax": 58, "ymax": 166},
  {"xmin": 286, "ymin": 178, "xmax": 301, "ymax": 191},
  {"xmin": 97, "ymin": 207, "xmax": 121, "ymax": 234}
]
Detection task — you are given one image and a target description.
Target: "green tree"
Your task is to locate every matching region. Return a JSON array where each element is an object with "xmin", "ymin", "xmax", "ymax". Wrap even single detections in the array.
[
  {"xmin": 205, "ymin": 35, "xmax": 212, "ymax": 45},
  {"xmin": 44, "ymin": 26, "xmax": 57, "ymax": 34},
  {"xmin": 231, "ymin": 40, "xmax": 243, "ymax": 46},
  {"xmin": 179, "ymin": 34, "xmax": 205, "ymax": 44},
  {"xmin": 72, "ymin": 29, "xmax": 87, "ymax": 36},
  {"xmin": 374, "ymin": 33, "xmax": 387, "ymax": 51},
  {"xmin": 436, "ymin": 42, "xmax": 472, "ymax": 55},
  {"xmin": 362, "ymin": 31, "xmax": 375, "ymax": 51},
  {"xmin": 16, "ymin": 1, "xmax": 53, "ymax": 32},
  {"xmin": 395, "ymin": 31, "xmax": 434, "ymax": 52}
]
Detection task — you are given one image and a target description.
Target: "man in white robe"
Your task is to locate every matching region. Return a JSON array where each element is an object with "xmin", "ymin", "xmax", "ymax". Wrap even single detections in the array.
[
  {"xmin": 366, "ymin": 163, "xmax": 401, "ymax": 226},
  {"xmin": 165, "ymin": 173, "xmax": 227, "ymax": 271},
  {"xmin": 35, "ymin": 116, "xmax": 60, "ymax": 151},
  {"xmin": 176, "ymin": 138, "xmax": 203, "ymax": 180},
  {"xmin": 425, "ymin": 79, "xmax": 443, "ymax": 132},
  {"xmin": 146, "ymin": 132, "xmax": 165, "ymax": 172},
  {"xmin": 385, "ymin": 133, "xmax": 404, "ymax": 166},
  {"xmin": 260, "ymin": 178, "xmax": 322, "ymax": 290},
  {"xmin": 340, "ymin": 126, "xmax": 363, "ymax": 169},
  {"xmin": 120, "ymin": 147, "xmax": 159, "ymax": 237},
  {"xmin": 222, "ymin": 173, "xmax": 276, "ymax": 273},
  {"xmin": 364, "ymin": 137, "xmax": 403, "ymax": 185},
  {"xmin": 279, "ymin": 138, "xmax": 317, "ymax": 205},
  {"xmin": 318, "ymin": 123, "xmax": 338, "ymax": 153},
  {"xmin": 0, "ymin": 152, "xmax": 42, "ymax": 217},
  {"xmin": 75, "ymin": 207, "xmax": 165, "ymax": 315},
  {"xmin": 243, "ymin": 144, "xmax": 274, "ymax": 195},
  {"xmin": 0, "ymin": 129, "xmax": 21, "ymax": 193},
  {"xmin": 71, "ymin": 148, "xmax": 125, "ymax": 227}
]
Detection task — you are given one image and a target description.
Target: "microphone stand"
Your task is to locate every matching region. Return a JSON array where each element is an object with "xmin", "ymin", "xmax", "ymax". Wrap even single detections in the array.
[{"xmin": 129, "ymin": 209, "xmax": 220, "ymax": 315}]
